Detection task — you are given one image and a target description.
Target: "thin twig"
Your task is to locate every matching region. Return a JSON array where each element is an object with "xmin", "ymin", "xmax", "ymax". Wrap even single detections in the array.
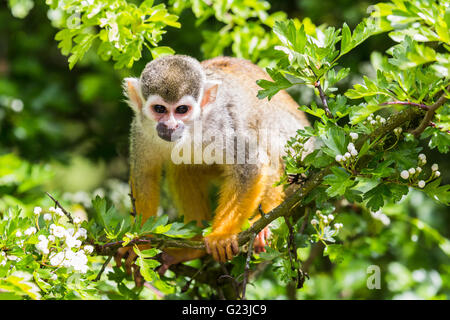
[
  {"xmin": 129, "ymin": 183, "xmax": 137, "ymax": 217},
  {"xmin": 284, "ymin": 216, "xmax": 301, "ymax": 287},
  {"xmin": 298, "ymin": 207, "xmax": 310, "ymax": 234},
  {"xmin": 429, "ymin": 122, "xmax": 450, "ymax": 134},
  {"xmin": 314, "ymin": 80, "xmax": 333, "ymax": 118},
  {"xmin": 219, "ymin": 263, "xmax": 240, "ymax": 299},
  {"xmin": 412, "ymin": 85, "xmax": 449, "ymax": 137},
  {"xmin": 94, "ymin": 255, "xmax": 112, "ymax": 281},
  {"xmin": 181, "ymin": 258, "xmax": 212, "ymax": 293},
  {"xmin": 45, "ymin": 192, "xmax": 74, "ymax": 224},
  {"xmin": 241, "ymin": 233, "xmax": 256, "ymax": 300}
]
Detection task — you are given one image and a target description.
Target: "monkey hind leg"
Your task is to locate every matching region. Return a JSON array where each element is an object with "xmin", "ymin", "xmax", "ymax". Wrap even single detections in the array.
[{"xmin": 252, "ymin": 178, "xmax": 285, "ymax": 253}]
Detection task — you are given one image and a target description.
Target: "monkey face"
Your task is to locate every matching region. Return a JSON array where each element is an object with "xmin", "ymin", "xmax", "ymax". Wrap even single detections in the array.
[{"xmin": 144, "ymin": 94, "xmax": 200, "ymax": 142}]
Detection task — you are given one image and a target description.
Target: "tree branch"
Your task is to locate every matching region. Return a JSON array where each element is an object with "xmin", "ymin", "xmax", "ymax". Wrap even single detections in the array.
[
  {"xmin": 380, "ymin": 101, "xmax": 429, "ymax": 110},
  {"xmin": 412, "ymin": 85, "xmax": 449, "ymax": 137},
  {"xmin": 314, "ymin": 80, "xmax": 333, "ymax": 118}
]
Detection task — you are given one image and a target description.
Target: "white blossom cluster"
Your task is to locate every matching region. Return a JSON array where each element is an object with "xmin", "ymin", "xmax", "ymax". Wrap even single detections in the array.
[
  {"xmin": 335, "ymin": 140, "xmax": 359, "ymax": 163},
  {"xmin": 399, "ymin": 153, "xmax": 441, "ymax": 189},
  {"xmin": 364, "ymin": 113, "xmax": 387, "ymax": 126},
  {"xmin": 22, "ymin": 206, "xmax": 94, "ymax": 274},
  {"xmin": 310, "ymin": 210, "xmax": 343, "ymax": 233}
]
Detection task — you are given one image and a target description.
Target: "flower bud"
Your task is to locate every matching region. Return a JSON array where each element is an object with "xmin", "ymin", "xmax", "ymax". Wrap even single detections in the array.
[
  {"xmin": 431, "ymin": 164, "xmax": 438, "ymax": 171},
  {"xmin": 400, "ymin": 170, "xmax": 409, "ymax": 179},
  {"xmin": 418, "ymin": 180, "xmax": 426, "ymax": 188},
  {"xmin": 350, "ymin": 132, "xmax": 358, "ymax": 140}
]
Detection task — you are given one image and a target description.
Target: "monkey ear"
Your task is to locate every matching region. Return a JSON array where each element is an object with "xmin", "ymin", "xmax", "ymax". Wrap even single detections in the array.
[
  {"xmin": 201, "ymin": 80, "xmax": 221, "ymax": 107},
  {"xmin": 123, "ymin": 77, "xmax": 143, "ymax": 111}
]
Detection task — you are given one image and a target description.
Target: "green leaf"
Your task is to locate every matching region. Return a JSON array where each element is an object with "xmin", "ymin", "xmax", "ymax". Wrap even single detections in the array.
[
  {"xmin": 423, "ymin": 178, "xmax": 450, "ymax": 206},
  {"xmin": 321, "ymin": 126, "xmax": 349, "ymax": 157},
  {"xmin": 340, "ymin": 23, "xmax": 352, "ymax": 54},
  {"xmin": 257, "ymin": 68, "xmax": 292, "ymax": 100},
  {"xmin": 364, "ymin": 184, "xmax": 391, "ymax": 211},
  {"xmin": 323, "ymin": 166, "xmax": 355, "ymax": 197},
  {"xmin": 151, "ymin": 46, "xmax": 175, "ymax": 59},
  {"xmin": 421, "ymin": 127, "xmax": 450, "ymax": 154}
]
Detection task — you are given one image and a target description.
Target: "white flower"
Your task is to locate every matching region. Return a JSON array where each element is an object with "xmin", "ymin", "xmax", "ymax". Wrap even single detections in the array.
[
  {"xmin": 416, "ymin": 167, "xmax": 422, "ymax": 173},
  {"xmin": 36, "ymin": 239, "xmax": 49, "ymax": 255},
  {"xmin": 51, "ymin": 225, "xmax": 66, "ymax": 238},
  {"xmin": 38, "ymin": 235, "xmax": 47, "ymax": 242},
  {"xmin": 350, "ymin": 132, "xmax": 358, "ymax": 140},
  {"xmin": 431, "ymin": 164, "xmax": 438, "ymax": 171},
  {"xmin": 408, "ymin": 168, "xmax": 416, "ymax": 175},
  {"xmin": 83, "ymin": 245, "xmax": 94, "ymax": 254},
  {"xmin": 350, "ymin": 149, "xmax": 358, "ymax": 157},
  {"xmin": 323, "ymin": 217, "xmax": 328, "ymax": 224},
  {"xmin": 418, "ymin": 153, "xmax": 426, "ymax": 161},
  {"xmin": 311, "ymin": 219, "xmax": 319, "ymax": 226},
  {"xmin": 73, "ymin": 217, "xmax": 82, "ymax": 225},
  {"xmin": 66, "ymin": 228, "xmax": 75, "ymax": 237},
  {"xmin": 24, "ymin": 227, "xmax": 37, "ymax": 236},
  {"xmin": 49, "ymin": 252, "xmax": 65, "ymax": 266},
  {"xmin": 69, "ymin": 251, "xmax": 88, "ymax": 273},
  {"xmin": 347, "ymin": 143, "xmax": 355, "ymax": 152},
  {"xmin": 418, "ymin": 180, "xmax": 426, "ymax": 188},
  {"xmin": 48, "ymin": 235, "xmax": 55, "ymax": 242},
  {"xmin": 50, "ymin": 274, "xmax": 58, "ymax": 281},
  {"xmin": 33, "ymin": 207, "xmax": 42, "ymax": 215},
  {"xmin": 335, "ymin": 154, "xmax": 343, "ymax": 162},
  {"xmin": 76, "ymin": 228, "xmax": 87, "ymax": 240},
  {"xmin": 49, "ymin": 207, "xmax": 56, "ymax": 213},
  {"xmin": 435, "ymin": 171, "xmax": 441, "ymax": 177},
  {"xmin": 334, "ymin": 223, "xmax": 343, "ymax": 230},
  {"xmin": 65, "ymin": 236, "xmax": 82, "ymax": 248},
  {"xmin": 15, "ymin": 231, "xmax": 22, "ymax": 237},
  {"xmin": 367, "ymin": 115, "xmax": 373, "ymax": 121},
  {"xmin": 328, "ymin": 214, "xmax": 334, "ymax": 221},
  {"xmin": 370, "ymin": 120, "xmax": 377, "ymax": 125},
  {"xmin": 344, "ymin": 152, "xmax": 351, "ymax": 159},
  {"xmin": 55, "ymin": 208, "xmax": 65, "ymax": 217},
  {"xmin": 379, "ymin": 118, "xmax": 386, "ymax": 124},
  {"xmin": 43, "ymin": 213, "xmax": 52, "ymax": 222},
  {"xmin": 400, "ymin": 170, "xmax": 410, "ymax": 179}
]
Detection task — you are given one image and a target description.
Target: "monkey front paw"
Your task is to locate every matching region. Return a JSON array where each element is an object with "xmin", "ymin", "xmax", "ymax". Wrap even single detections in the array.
[{"xmin": 204, "ymin": 233, "xmax": 239, "ymax": 262}]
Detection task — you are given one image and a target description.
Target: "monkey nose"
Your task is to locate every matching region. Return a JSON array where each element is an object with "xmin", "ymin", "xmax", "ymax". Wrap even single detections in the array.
[{"xmin": 156, "ymin": 122, "xmax": 184, "ymax": 142}]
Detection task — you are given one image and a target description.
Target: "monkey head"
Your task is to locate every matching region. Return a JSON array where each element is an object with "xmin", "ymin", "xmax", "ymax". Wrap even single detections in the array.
[{"xmin": 124, "ymin": 55, "xmax": 219, "ymax": 142}]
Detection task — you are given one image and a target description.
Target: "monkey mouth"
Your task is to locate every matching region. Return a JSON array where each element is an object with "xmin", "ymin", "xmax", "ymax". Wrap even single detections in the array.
[
  {"xmin": 156, "ymin": 124, "xmax": 184, "ymax": 142},
  {"xmin": 158, "ymin": 132, "xmax": 182, "ymax": 142}
]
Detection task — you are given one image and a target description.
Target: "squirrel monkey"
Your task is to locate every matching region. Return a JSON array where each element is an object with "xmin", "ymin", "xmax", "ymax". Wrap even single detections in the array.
[{"xmin": 117, "ymin": 55, "xmax": 310, "ymax": 279}]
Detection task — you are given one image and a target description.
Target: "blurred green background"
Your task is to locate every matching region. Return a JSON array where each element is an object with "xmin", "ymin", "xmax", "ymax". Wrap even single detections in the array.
[{"xmin": 0, "ymin": 0, "xmax": 449, "ymax": 299}]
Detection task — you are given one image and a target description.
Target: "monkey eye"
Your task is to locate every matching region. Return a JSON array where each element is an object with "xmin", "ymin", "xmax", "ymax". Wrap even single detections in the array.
[
  {"xmin": 175, "ymin": 105, "xmax": 189, "ymax": 114},
  {"xmin": 153, "ymin": 105, "xmax": 167, "ymax": 113}
]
